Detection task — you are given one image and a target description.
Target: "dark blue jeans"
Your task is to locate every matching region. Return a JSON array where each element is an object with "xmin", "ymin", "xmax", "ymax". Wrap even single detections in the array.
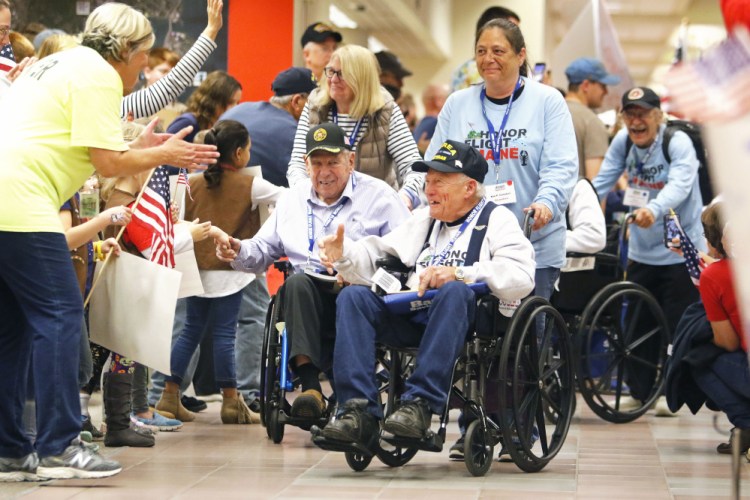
[
  {"xmin": 168, "ymin": 291, "xmax": 243, "ymax": 389},
  {"xmin": 693, "ymin": 351, "xmax": 750, "ymax": 429},
  {"xmin": 0, "ymin": 231, "xmax": 82, "ymax": 458},
  {"xmin": 334, "ymin": 282, "xmax": 475, "ymax": 418}
]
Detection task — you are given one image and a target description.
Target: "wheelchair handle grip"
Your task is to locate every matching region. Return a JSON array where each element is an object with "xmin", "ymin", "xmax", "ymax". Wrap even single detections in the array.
[{"xmin": 523, "ymin": 209, "xmax": 535, "ymax": 240}]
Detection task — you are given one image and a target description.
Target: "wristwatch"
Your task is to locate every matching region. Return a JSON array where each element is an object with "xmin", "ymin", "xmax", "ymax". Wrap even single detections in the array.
[{"xmin": 454, "ymin": 267, "xmax": 465, "ymax": 281}]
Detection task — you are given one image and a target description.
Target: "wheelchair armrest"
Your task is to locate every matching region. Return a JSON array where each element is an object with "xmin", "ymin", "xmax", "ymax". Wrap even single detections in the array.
[{"xmin": 375, "ymin": 255, "xmax": 411, "ymax": 274}]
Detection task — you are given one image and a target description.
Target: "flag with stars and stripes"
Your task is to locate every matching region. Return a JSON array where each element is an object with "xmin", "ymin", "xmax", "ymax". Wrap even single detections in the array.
[
  {"xmin": 0, "ymin": 43, "xmax": 15, "ymax": 76},
  {"xmin": 176, "ymin": 168, "xmax": 193, "ymax": 201},
  {"xmin": 667, "ymin": 212, "xmax": 707, "ymax": 287},
  {"xmin": 132, "ymin": 166, "xmax": 175, "ymax": 268}
]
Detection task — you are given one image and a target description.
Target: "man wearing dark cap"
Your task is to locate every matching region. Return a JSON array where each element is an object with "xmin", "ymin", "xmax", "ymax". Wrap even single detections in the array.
[
  {"xmin": 216, "ymin": 123, "xmax": 409, "ymax": 423},
  {"xmin": 375, "ymin": 50, "xmax": 412, "ymax": 101},
  {"xmin": 301, "ymin": 22, "xmax": 342, "ymax": 82},
  {"xmin": 564, "ymin": 57, "xmax": 621, "ymax": 179},
  {"xmin": 312, "ymin": 140, "xmax": 534, "ymax": 451},
  {"xmin": 220, "ymin": 66, "xmax": 317, "ymax": 187},
  {"xmin": 593, "ymin": 87, "xmax": 704, "ymax": 415}
]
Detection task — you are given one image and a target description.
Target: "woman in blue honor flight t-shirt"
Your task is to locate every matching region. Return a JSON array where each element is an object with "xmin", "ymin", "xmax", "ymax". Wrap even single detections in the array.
[{"xmin": 426, "ymin": 18, "xmax": 578, "ymax": 301}]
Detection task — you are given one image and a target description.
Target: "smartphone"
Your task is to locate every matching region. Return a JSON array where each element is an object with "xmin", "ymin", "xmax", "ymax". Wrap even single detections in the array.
[
  {"xmin": 663, "ymin": 213, "xmax": 681, "ymax": 249},
  {"xmin": 533, "ymin": 62, "xmax": 546, "ymax": 82}
]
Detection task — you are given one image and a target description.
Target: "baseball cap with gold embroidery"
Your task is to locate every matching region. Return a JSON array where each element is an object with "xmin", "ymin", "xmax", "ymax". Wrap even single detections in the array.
[
  {"xmin": 305, "ymin": 123, "xmax": 351, "ymax": 156},
  {"xmin": 301, "ymin": 22, "xmax": 342, "ymax": 47}
]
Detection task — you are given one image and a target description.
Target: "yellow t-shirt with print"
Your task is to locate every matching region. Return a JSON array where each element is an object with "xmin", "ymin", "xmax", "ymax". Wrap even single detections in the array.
[{"xmin": 0, "ymin": 46, "xmax": 128, "ymax": 233}]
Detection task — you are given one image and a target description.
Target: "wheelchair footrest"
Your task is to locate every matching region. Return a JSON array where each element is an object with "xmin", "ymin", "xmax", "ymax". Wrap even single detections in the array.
[
  {"xmin": 380, "ymin": 429, "xmax": 444, "ymax": 453},
  {"xmin": 310, "ymin": 426, "xmax": 375, "ymax": 457}
]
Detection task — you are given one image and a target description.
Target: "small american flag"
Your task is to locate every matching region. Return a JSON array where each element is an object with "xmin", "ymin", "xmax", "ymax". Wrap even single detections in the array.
[
  {"xmin": 177, "ymin": 168, "xmax": 193, "ymax": 201},
  {"xmin": 133, "ymin": 166, "xmax": 175, "ymax": 268},
  {"xmin": 0, "ymin": 43, "xmax": 15, "ymax": 76},
  {"xmin": 667, "ymin": 212, "xmax": 707, "ymax": 287}
]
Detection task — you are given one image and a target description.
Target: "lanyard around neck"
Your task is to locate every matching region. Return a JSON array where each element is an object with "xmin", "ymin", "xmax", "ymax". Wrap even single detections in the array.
[
  {"xmin": 632, "ymin": 140, "xmax": 658, "ymax": 176},
  {"xmin": 429, "ymin": 198, "xmax": 486, "ymax": 267},
  {"xmin": 480, "ymin": 77, "xmax": 522, "ymax": 170},
  {"xmin": 331, "ymin": 104, "xmax": 364, "ymax": 149},
  {"xmin": 307, "ymin": 198, "xmax": 347, "ymax": 266}
]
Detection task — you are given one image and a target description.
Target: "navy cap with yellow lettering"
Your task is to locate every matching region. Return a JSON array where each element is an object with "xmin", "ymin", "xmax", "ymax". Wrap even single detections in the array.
[{"xmin": 413, "ymin": 141, "xmax": 488, "ymax": 183}]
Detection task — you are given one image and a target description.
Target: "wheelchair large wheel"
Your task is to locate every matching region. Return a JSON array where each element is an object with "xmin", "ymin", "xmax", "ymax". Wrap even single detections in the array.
[
  {"xmin": 464, "ymin": 420, "xmax": 493, "ymax": 477},
  {"xmin": 499, "ymin": 296, "xmax": 575, "ymax": 473},
  {"xmin": 260, "ymin": 295, "xmax": 285, "ymax": 440},
  {"xmin": 576, "ymin": 281, "xmax": 669, "ymax": 423},
  {"xmin": 259, "ymin": 296, "xmax": 277, "ymax": 428}
]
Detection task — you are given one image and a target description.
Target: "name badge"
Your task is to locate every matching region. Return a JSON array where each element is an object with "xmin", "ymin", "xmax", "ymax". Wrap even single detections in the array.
[
  {"xmin": 487, "ymin": 181, "xmax": 517, "ymax": 205},
  {"xmin": 623, "ymin": 187, "xmax": 649, "ymax": 208}
]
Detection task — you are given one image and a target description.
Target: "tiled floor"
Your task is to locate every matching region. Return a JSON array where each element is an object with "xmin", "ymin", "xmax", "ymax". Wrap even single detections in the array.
[{"xmin": 3, "ymin": 393, "xmax": 749, "ymax": 499}]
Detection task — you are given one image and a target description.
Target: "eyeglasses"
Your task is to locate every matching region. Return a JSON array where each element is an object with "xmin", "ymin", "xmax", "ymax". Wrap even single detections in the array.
[
  {"xmin": 0, "ymin": 27, "xmax": 10, "ymax": 38},
  {"xmin": 323, "ymin": 67, "xmax": 344, "ymax": 80},
  {"xmin": 622, "ymin": 108, "xmax": 653, "ymax": 120}
]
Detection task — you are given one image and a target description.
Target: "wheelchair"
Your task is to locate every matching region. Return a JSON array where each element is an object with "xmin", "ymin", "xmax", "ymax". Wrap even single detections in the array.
[
  {"xmin": 551, "ymin": 214, "xmax": 670, "ymax": 423},
  {"xmin": 311, "ymin": 212, "xmax": 576, "ymax": 476},
  {"xmin": 259, "ymin": 261, "xmax": 334, "ymax": 443}
]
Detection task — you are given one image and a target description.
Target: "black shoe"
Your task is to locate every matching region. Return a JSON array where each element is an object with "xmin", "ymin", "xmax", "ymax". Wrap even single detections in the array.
[
  {"xmin": 448, "ymin": 435, "xmax": 465, "ymax": 460},
  {"xmin": 717, "ymin": 428, "xmax": 750, "ymax": 454},
  {"xmin": 321, "ymin": 399, "xmax": 379, "ymax": 450},
  {"xmin": 0, "ymin": 453, "xmax": 39, "ymax": 482},
  {"xmin": 181, "ymin": 395, "xmax": 208, "ymax": 413},
  {"xmin": 37, "ymin": 439, "xmax": 122, "ymax": 480},
  {"xmin": 81, "ymin": 416, "xmax": 104, "ymax": 441},
  {"xmin": 382, "ymin": 398, "xmax": 432, "ymax": 439}
]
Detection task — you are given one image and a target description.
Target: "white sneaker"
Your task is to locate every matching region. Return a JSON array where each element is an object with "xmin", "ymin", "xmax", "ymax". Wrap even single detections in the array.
[
  {"xmin": 609, "ymin": 395, "xmax": 641, "ymax": 411},
  {"xmin": 654, "ymin": 396, "xmax": 677, "ymax": 417}
]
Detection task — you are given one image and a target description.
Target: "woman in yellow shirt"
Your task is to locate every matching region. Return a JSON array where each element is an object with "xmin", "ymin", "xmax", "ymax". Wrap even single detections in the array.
[{"xmin": 0, "ymin": 2, "xmax": 217, "ymax": 482}]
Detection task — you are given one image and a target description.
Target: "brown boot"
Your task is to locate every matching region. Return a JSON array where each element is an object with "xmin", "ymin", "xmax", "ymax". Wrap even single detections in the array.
[
  {"xmin": 221, "ymin": 394, "xmax": 260, "ymax": 424},
  {"xmin": 156, "ymin": 391, "xmax": 195, "ymax": 422}
]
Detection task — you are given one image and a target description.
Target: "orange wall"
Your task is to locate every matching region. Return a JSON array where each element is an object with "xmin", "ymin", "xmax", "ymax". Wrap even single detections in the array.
[{"xmin": 227, "ymin": 0, "xmax": 295, "ymax": 102}]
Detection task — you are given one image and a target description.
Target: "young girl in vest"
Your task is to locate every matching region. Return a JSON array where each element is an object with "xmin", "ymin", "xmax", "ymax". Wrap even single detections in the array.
[
  {"xmin": 100, "ymin": 121, "xmax": 214, "ymax": 446},
  {"xmin": 156, "ymin": 119, "xmax": 286, "ymax": 424}
]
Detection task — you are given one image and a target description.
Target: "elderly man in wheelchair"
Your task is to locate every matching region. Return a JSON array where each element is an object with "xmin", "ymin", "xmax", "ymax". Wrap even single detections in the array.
[
  {"xmin": 216, "ymin": 122, "xmax": 410, "ymax": 424},
  {"xmin": 312, "ymin": 141, "xmax": 535, "ymax": 457}
]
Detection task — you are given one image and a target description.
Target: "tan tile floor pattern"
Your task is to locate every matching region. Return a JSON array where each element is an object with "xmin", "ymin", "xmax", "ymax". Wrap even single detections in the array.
[{"xmin": 2, "ymin": 393, "xmax": 749, "ymax": 499}]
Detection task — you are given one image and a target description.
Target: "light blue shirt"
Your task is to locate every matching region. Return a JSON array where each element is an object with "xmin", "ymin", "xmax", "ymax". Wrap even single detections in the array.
[
  {"xmin": 593, "ymin": 125, "xmax": 705, "ymax": 265},
  {"xmin": 426, "ymin": 78, "xmax": 578, "ymax": 268},
  {"xmin": 231, "ymin": 171, "xmax": 410, "ymax": 273}
]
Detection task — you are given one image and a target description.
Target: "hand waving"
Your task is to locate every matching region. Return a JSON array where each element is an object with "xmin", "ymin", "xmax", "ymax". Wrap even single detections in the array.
[{"xmin": 319, "ymin": 224, "xmax": 345, "ymax": 274}]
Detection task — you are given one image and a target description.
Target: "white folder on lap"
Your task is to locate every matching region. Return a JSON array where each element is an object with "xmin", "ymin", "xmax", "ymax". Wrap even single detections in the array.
[{"xmin": 89, "ymin": 252, "xmax": 181, "ymax": 374}]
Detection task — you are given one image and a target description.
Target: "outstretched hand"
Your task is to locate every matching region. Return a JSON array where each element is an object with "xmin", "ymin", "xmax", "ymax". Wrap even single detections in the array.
[
  {"xmin": 216, "ymin": 235, "xmax": 241, "ymax": 262},
  {"xmin": 319, "ymin": 224, "xmax": 345, "ymax": 274},
  {"xmin": 162, "ymin": 126, "xmax": 220, "ymax": 170}
]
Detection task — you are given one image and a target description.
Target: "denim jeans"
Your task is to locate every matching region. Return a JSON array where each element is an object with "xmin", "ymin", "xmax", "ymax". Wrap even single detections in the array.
[
  {"xmin": 0, "ymin": 231, "xmax": 82, "ymax": 458},
  {"xmin": 693, "ymin": 351, "xmax": 750, "ymax": 429},
  {"xmin": 236, "ymin": 277, "xmax": 270, "ymax": 403},
  {"xmin": 149, "ymin": 298, "xmax": 199, "ymax": 406},
  {"xmin": 334, "ymin": 283, "xmax": 475, "ymax": 418},
  {"xmin": 78, "ymin": 315, "xmax": 93, "ymax": 388},
  {"xmin": 168, "ymin": 291, "xmax": 243, "ymax": 388}
]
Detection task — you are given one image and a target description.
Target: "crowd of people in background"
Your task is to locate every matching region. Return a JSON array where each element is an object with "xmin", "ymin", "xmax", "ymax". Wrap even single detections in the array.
[{"xmin": 0, "ymin": 0, "xmax": 745, "ymax": 485}]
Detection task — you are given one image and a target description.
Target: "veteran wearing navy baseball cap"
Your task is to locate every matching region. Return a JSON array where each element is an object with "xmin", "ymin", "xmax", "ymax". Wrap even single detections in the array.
[{"xmin": 301, "ymin": 22, "xmax": 342, "ymax": 81}]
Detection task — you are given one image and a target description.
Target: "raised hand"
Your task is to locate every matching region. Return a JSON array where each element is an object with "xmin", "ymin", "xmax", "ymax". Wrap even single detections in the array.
[
  {"xmin": 129, "ymin": 117, "xmax": 170, "ymax": 150},
  {"xmin": 203, "ymin": 0, "xmax": 223, "ymax": 40},
  {"xmin": 319, "ymin": 223, "xmax": 345, "ymax": 274}
]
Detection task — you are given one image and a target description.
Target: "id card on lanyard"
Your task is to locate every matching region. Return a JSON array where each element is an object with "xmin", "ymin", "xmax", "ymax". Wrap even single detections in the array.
[
  {"xmin": 480, "ymin": 77, "xmax": 522, "ymax": 178},
  {"xmin": 331, "ymin": 105, "xmax": 364, "ymax": 150}
]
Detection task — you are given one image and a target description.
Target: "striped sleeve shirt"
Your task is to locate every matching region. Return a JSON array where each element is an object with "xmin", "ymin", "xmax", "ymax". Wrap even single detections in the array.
[
  {"xmin": 287, "ymin": 98, "xmax": 424, "ymax": 207},
  {"xmin": 120, "ymin": 35, "xmax": 217, "ymax": 120}
]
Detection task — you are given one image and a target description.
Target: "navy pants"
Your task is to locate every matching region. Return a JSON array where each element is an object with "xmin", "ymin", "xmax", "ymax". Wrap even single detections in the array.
[
  {"xmin": 0, "ymin": 231, "xmax": 82, "ymax": 458},
  {"xmin": 693, "ymin": 351, "xmax": 750, "ymax": 429},
  {"xmin": 334, "ymin": 282, "xmax": 475, "ymax": 418}
]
